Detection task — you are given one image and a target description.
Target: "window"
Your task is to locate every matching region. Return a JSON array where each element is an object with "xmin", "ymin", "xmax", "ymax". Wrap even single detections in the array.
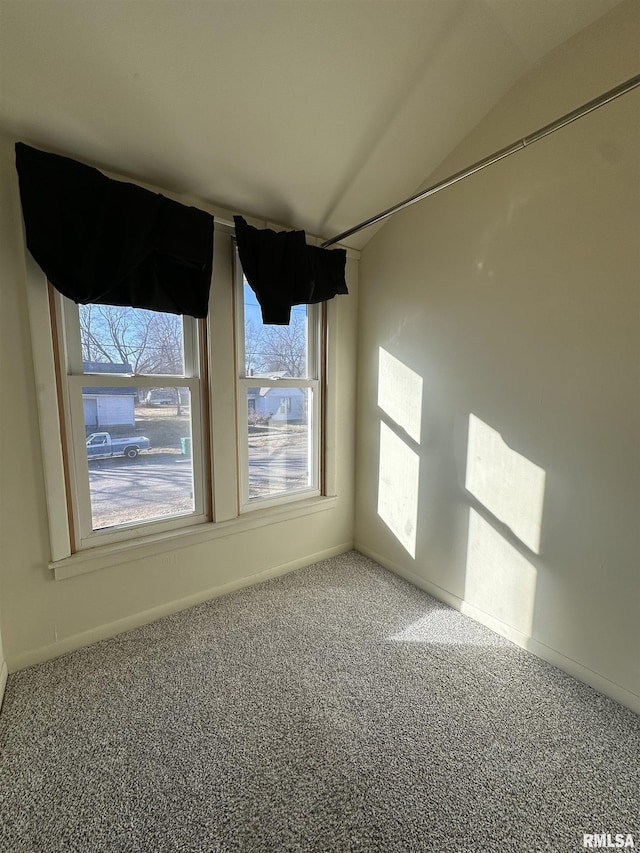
[
  {"xmin": 28, "ymin": 224, "xmax": 339, "ymax": 563},
  {"xmin": 52, "ymin": 292, "xmax": 210, "ymax": 549},
  {"xmin": 234, "ymin": 249, "xmax": 322, "ymax": 509}
]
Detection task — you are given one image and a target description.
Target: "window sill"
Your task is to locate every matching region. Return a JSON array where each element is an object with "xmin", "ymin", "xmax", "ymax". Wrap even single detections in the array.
[{"xmin": 50, "ymin": 495, "xmax": 338, "ymax": 581}]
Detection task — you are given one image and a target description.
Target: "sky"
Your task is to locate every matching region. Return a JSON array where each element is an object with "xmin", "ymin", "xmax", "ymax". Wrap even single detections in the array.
[{"xmin": 243, "ymin": 282, "xmax": 306, "ymax": 329}]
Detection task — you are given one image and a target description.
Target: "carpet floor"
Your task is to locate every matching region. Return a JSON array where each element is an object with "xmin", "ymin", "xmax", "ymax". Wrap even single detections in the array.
[{"xmin": 0, "ymin": 550, "xmax": 638, "ymax": 852}]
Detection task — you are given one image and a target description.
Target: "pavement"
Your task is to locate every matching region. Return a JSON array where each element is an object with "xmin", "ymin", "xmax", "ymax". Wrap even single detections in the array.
[
  {"xmin": 88, "ymin": 431, "xmax": 310, "ymax": 529},
  {"xmin": 88, "ymin": 452, "xmax": 193, "ymax": 529}
]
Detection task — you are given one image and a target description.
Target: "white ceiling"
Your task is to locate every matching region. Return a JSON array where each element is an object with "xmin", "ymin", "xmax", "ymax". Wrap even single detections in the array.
[{"xmin": 0, "ymin": 0, "xmax": 624, "ymax": 249}]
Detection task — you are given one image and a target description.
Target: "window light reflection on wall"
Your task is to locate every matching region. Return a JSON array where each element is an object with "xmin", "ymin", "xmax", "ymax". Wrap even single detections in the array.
[
  {"xmin": 376, "ymin": 348, "xmax": 423, "ymax": 559},
  {"xmin": 465, "ymin": 508, "xmax": 538, "ymax": 637},
  {"xmin": 378, "ymin": 421, "xmax": 420, "ymax": 558},
  {"xmin": 377, "ymin": 348, "xmax": 422, "ymax": 443},
  {"xmin": 463, "ymin": 414, "xmax": 546, "ymax": 639},
  {"xmin": 465, "ymin": 414, "xmax": 545, "ymax": 554}
]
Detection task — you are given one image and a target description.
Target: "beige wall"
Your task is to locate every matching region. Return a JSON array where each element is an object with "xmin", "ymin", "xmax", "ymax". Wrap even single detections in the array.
[
  {"xmin": 355, "ymin": 1, "xmax": 640, "ymax": 710},
  {"xmin": 0, "ymin": 131, "xmax": 358, "ymax": 670}
]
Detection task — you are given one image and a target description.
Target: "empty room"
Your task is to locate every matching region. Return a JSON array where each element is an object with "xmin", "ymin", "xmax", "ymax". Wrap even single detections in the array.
[{"xmin": 0, "ymin": 1, "xmax": 638, "ymax": 850}]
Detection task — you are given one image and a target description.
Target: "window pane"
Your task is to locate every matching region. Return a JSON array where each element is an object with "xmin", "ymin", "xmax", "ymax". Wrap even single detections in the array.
[
  {"xmin": 246, "ymin": 387, "xmax": 312, "ymax": 499},
  {"xmin": 84, "ymin": 386, "xmax": 194, "ymax": 530},
  {"xmin": 243, "ymin": 280, "xmax": 309, "ymax": 378},
  {"xmin": 79, "ymin": 304, "xmax": 185, "ymax": 376}
]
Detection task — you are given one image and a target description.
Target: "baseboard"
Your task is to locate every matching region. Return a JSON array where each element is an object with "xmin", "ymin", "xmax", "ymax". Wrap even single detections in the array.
[
  {"xmin": 0, "ymin": 659, "xmax": 7, "ymax": 711},
  {"xmin": 522, "ymin": 636, "xmax": 640, "ymax": 715},
  {"xmin": 357, "ymin": 543, "xmax": 466, "ymax": 610},
  {"xmin": 9, "ymin": 541, "xmax": 354, "ymax": 672},
  {"xmin": 357, "ymin": 544, "xmax": 640, "ymax": 715}
]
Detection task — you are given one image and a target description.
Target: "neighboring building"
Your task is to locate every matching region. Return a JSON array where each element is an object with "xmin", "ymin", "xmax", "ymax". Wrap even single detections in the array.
[
  {"xmin": 247, "ymin": 373, "xmax": 306, "ymax": 423},
  {"xmin": 83, "ymin": 362, "xmax": 136, "ymax": 430},
  {"xmin": 142, "ymin": 388, "xmax": 190, "ymax": 407}
]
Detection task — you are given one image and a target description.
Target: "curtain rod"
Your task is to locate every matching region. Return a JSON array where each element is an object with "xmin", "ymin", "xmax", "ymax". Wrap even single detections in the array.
[{"xmin": 321, "ymin": 73, "xmax": 640, "ymax": 248}]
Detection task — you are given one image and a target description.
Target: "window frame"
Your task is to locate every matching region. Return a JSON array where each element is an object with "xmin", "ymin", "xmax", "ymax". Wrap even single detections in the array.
[
  {"xmin": 50, "ymin": 289, "xmax": 212, "ymax": 550},
  {"xmin": 233, "ymin": 247, "xmax": 322, "ymax": 512},
  {"xmin": 23, "ymin": 217, "xmax": 347, "ymax": 570}
]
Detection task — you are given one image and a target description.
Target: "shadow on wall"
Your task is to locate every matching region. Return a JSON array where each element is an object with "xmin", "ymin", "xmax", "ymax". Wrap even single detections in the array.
[{"xmin": 376, "ymin": 346, "xmax": 546, "ymax": 641}]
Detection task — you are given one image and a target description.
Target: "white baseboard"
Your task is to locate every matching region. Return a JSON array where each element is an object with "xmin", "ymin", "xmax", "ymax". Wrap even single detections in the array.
[
  {"xmin": 357, "ymin": 544, "xmax": 640, "ymax": 715},
  {"xmin": 9, "ymin": 541, "xmax": 354, "ymax": 672},
  {"xmin": 0, "ymin": 659, "xmax": 7, "ymax": 711}
]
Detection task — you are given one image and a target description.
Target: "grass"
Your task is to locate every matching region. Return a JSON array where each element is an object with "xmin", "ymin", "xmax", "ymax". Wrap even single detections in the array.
[
  {"xmin": 108, "ymin": 406, "xmax": 307, "ymax": 455},
  {"xmin": 132, "ymin": 405, "xmax": 191, "ymax": 452}
]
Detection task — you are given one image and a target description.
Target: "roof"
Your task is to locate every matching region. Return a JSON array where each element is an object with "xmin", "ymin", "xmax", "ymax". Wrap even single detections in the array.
[{"xmin": 83, "ymin": 362, "xmax": 132, "ymax": 374}]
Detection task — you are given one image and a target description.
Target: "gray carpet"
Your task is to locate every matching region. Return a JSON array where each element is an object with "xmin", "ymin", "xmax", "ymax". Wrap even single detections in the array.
[{"xmin": 0, "ymin": 550, "xmax": 638, "ymax": 852}]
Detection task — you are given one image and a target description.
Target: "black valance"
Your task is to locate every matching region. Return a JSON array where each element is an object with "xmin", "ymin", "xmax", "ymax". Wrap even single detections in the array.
[
  {"xmin": 234, "ymin": 216, "xmax": 348, "ymax": 325},
  {"xmin": 15, "ymin": 143, "xmax": 213, "ymax": 318}
]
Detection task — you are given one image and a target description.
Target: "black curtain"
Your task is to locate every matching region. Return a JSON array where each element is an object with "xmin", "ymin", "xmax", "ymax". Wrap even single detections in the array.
[
  {"xmin": 15, "ymin": 143, "xmax": 214, "ymax": 318},
  {"xmin": 234, "ymin": 216, "xmax": 348, "ymax": 325}
]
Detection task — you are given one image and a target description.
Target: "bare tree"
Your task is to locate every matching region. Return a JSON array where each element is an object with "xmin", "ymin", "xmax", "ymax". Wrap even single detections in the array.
[
  {"xmin": 244, "ymin": 318, "xmax": 267, "ymax": 375},
  {"xmin": 146, "ymin": 313, "xmax": 183, "ymax": 373},
  {"xmin": 79, "ymin": 306, "xmax": 183, "ymax": 371},
  {"xmin": 259, "ymin": 314, "xmax": 307, "ymax": 377},
  {"xmin": 79, "ymin": 304, "xmax": 185, "ymax": 414},
  {"xmin": 79, "ymin": 304, "xmax": 119, "ymax": 364}
]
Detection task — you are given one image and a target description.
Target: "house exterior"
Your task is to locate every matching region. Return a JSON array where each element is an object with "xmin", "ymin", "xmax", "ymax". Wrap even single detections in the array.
[
  {"xmin": 142, "ymin": 388, "xmax": 190, "ymax": 407},
  {"xmin": 82, "ymin": 362, "xmax": 136, "ymax": 430},
  {"xmin": 247, "ymin": 373, "xmax": 306, "ymax": 423}
]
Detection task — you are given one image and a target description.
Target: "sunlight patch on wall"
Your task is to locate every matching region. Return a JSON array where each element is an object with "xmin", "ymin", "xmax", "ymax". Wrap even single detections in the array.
[
  {"xmin": 378, "ymin": 421, "xmax": 419, "ymax": 558},
  {"xmin": 465, "ymin": 509, "xmax": 537, "ymax": 637},
  {"xmin": 466, "ymin": 414, "xmax": 545, "ymax": 553},
  {"xmin": 378, "ymin": 348, "xmax": 422, "ymax": 443}
]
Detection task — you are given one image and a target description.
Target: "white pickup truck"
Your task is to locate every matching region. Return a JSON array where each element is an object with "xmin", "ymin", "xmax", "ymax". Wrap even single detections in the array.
[{"xmin": 86, "ymin": 432, "xmax": 151, "ymax": 460}]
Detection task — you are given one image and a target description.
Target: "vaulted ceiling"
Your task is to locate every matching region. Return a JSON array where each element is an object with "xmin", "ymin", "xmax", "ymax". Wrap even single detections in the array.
[{"xmin": 0, "ymin": 0, "xmax": 623, "ymax": 248}]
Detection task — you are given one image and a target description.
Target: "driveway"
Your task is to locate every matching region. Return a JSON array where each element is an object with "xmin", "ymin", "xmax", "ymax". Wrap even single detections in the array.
[{"xmin": 89, "ymin": 453, "xmax": 193, "ymax": 529}]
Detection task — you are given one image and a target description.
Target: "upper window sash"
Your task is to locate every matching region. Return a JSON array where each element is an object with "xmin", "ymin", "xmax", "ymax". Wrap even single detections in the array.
[
  {"xmin": 234, "ymin": 255, "xmax": 320, "ymax": 381},
  {"xmin": 61, "ymin": 300, "xmax": 200, "ymax": 379}
]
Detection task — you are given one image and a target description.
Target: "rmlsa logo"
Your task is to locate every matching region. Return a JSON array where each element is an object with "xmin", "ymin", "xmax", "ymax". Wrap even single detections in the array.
[{"xmin": 583, "ymin": 835, "xmax": 636, "ymax": 849}]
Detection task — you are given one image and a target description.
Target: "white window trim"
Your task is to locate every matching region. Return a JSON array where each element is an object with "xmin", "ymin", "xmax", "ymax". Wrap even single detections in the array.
[
  {"xmin": 27, "ymin": 254, "xmax": 73, "ymax": 561},
  {"xmin": 49, "ymin": 494, "xmax": 339, "ymax": 581}
]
